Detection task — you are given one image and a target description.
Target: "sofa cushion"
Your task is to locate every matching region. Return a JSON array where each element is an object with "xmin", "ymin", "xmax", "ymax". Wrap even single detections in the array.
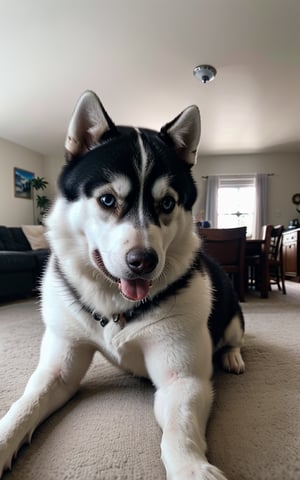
[
  {"xmin": 22, "ymin": 225, "xmax": 49, "ymax": 250},
  {"xmin": 0, "ymin": 226, "xmax": 16, "ymax": 250},
  {"xmin": 0, "ymin": 251, "xmax": 35, "ymax": 272},
  {"xmin": 0, "ymin": 226, "xmax": 31, "ymax": 251},
  {"xmin": 9, "ymin": 227, "xmax": 31, "ymax": 251}
]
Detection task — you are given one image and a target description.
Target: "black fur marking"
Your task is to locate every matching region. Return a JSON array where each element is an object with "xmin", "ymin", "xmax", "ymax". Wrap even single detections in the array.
[
  {"xmin": 141, "ymin": 129, "xmax": 197, "ymax": 211},
  {"xmin": 198, "ymin": 252, "xmax": 245, "ymax": 346},
  {"xmin": 59, "ymin": 129, "xmax": 141, "ymax": 201},
  {"xmin": 58, "ymin": 126, "xmax": 197, "ymax": 217}
]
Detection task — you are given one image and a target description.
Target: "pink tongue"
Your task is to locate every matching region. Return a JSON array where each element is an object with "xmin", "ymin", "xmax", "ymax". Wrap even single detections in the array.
[{"xmin": 119, "ymin": 278, "xmax": 150, "ymax": 301}]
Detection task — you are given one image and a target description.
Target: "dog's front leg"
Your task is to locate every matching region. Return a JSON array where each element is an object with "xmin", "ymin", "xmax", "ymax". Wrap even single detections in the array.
[
  {"xmin": 144, "ymin": 325, "xmax": 227, "ymax": 480},
  {"xmin": 0, "ymin": 327, "xmax": 94, "ymax": 477},
  {"xmin": 154, "ymin": 376, "xmax": 227, "ymax": 480}
]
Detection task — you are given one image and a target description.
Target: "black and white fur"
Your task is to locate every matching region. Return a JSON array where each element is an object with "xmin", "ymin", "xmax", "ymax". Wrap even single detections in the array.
[{"xmin": 0, "ymin": 91, "xmax": 245, "ymax": 480}]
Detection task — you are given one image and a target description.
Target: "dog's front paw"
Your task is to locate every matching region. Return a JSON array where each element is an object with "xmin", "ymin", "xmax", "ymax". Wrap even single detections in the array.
[
  {"xmin": 170, "ymin": 462, "xmax": 228, "ymax": 480},
  {"xmin": 0, "ymin": 435, "xmax": 28, "ymax": 478},
  {"xmin": 0, "ymin": 417, "xmax": 32, "ymax": 478},
  {"xmin": 0, "ymin": 441, "xmax": 15, "ymax": 478}
]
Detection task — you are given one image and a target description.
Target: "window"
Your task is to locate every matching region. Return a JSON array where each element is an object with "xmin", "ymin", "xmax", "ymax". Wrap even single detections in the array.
[
  {"xmin": 217, "ymin": 175, "xmax": 256, "ymax": 237},
  {"xmin": 204, "ymin": 173, "xmax": 268, "ymax": 238}
]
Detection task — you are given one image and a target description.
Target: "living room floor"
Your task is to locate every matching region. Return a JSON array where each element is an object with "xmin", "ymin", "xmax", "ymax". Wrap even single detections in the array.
[{"xmin": 0, "ymin": 280, "xmax": 299, "ymax": 480}]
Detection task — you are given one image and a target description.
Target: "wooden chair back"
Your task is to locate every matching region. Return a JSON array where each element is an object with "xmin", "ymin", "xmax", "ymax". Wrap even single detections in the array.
[
  {"xmin": 269, "ymin": 225, "xmax": 284, "ymax": 261},
  {"xmin": 197, "ymin": 226, "xmax": 247, "ymax": 301},
  {"xmin": 249, "ymin": 224, "xmax": 286, "ymax": 296},
  {"xmin": 268, "ymin": 225, "xmax": 286, "ymax": 293},
  {"xmin": 261, "ymin": 224, "xmax": 273, "ymax": 254}
]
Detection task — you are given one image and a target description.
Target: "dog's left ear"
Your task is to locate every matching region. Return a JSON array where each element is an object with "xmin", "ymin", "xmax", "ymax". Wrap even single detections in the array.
[
  {"xmin": 65, "ymin": 90, "xmax": 115, "ymax": 161},
  {"xmin": 160, "ymin": 106, "xmax": 200, "ymax": 166}
]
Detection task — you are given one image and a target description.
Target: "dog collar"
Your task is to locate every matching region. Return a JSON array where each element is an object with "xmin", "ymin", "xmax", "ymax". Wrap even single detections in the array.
[{"xmin": 54, "ymin": 253, "xmax": 201, "ymax": 328}]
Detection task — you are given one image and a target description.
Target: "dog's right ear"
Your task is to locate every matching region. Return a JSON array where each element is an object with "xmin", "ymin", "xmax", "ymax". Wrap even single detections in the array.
[{"xmin": 65, "ymin": 90, "xmax": 115, "ymax": 161}]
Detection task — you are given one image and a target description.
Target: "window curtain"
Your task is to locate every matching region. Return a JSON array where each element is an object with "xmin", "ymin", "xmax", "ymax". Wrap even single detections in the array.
[
  {"xmin": 254, "ymin": 173, "xmax": 268, "ymax": 238},
  {"xmin": 204, "ymin": 175, "xmax": 219, "ymax": 227}
]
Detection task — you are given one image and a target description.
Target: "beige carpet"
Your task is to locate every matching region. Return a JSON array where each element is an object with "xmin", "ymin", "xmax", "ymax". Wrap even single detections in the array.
[{"xmin": 0, "ymin": 283, "xmax": 300, "ymax": 480}]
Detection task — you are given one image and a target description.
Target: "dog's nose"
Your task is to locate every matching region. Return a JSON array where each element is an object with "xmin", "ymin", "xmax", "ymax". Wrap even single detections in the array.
[{"xmin": 126, "ymin": 248, "xmax": 158, "ymax": 275}]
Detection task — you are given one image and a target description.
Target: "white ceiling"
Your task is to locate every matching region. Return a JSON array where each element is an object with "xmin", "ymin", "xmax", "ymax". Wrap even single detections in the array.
[{"xmin": 1, "ymin": 0, "xmax": 300, "ymax": 158}]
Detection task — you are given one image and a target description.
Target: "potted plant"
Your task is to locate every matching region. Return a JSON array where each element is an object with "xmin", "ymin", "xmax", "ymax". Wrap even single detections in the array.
[{"xmin": 31, "ymin": 176, "xmax": 50, "ymax": 224}]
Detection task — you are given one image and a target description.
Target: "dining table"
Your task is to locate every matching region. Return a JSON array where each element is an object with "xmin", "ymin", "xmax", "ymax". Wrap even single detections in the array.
[{"xmin": 245, "ymin": 238, "xmax": 268, "ymax": 298}]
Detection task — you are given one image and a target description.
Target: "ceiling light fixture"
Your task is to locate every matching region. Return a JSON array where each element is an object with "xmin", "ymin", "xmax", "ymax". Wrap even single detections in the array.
[{"xmin": 193, "ymin": 65, "xmax": 217, "ymax": 84}]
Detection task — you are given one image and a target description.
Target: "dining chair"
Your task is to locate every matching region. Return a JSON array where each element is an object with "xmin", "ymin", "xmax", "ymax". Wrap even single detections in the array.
[
  {"xmin": 246, "ymin": 224, "xmax": 286, "ymax": 298},
  {"xmin": 268, "ymin": 225, "xmax": 286, "ymax": 294},
  {"xmin": 246, "ymin": 224, "xmax": 272, "ymax": 298},
  {"xmin": 197, "ymin": 226, "xmax": 247, "ymax": 302}
]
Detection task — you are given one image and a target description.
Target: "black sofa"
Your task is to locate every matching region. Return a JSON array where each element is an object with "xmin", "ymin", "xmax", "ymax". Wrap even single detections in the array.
[{"xmin": 0, "ymin": 226, "xmax": 50, "ymax": 301}]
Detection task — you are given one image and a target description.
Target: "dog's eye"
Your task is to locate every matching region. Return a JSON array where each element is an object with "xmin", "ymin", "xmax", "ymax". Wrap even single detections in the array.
[
  {"xmin": 98, "ymin": 194, "xmax": 116, "ymax": 209},
  {"xmin": 160, "ymin": 196, "xmax": 176, "ymax": 214}
]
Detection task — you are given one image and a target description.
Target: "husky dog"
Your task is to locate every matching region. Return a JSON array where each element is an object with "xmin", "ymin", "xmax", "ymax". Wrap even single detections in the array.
[{"xmin": 0, "ymin": 91, "xmax": 245, "ymax": 480}]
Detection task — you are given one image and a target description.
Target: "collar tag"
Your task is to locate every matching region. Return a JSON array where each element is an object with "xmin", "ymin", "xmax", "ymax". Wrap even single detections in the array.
[
  {"xmin": 93, "ymin": 312, "xmax": 120, "ymax": 327},
  {"xmin": 93, "ymin": 312, "xmax": 109, "ymax": 327}
]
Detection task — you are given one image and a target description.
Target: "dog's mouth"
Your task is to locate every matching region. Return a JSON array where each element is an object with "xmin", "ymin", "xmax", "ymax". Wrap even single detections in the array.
[
  {"xmin": 93, "ymin": 250, "xmax": 152, "ymax": 302},
  {"xmin": 118, "ymin": 278, "xmax": 152, "ymax": 302}
]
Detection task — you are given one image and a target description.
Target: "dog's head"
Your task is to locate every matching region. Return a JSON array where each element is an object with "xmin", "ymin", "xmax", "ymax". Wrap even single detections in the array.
[{"xmin": 51, "ymin": 91, "xmax": 200, "ymax": 302}]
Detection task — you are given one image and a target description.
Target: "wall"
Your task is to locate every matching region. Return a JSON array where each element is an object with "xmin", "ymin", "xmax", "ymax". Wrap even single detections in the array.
[
  {"xmin": 193, "ymin": 152, "xmax": 300, "ymax": 229},
  {"xmin": 43, "ymin": 154, "xmax": 64, "ymax": 200},
  {"xmin": 0, "ymin": 138, "xmax": 46, "ymax": 226},
  {"xmin": 1, "ymin": 138, "xmax": 299, "ymax": 229}
]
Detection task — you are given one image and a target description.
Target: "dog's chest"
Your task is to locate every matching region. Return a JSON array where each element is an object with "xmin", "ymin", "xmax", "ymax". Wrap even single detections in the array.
[
  {"xmin": 91, "ymin": 315, "xmax": 154, "ymax": 377},
  {"xmin": 91, "ymin": 312, "xmax": 171, "ymax": 377}
]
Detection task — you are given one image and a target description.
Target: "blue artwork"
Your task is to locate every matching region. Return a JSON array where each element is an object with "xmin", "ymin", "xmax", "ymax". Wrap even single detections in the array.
[{"xmin": 14, "ymin": 167, "xmax": 34, "ymax": 199}]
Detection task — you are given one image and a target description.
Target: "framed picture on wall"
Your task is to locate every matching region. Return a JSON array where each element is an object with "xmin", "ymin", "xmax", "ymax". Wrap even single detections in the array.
[{"xmin": 14, "ymin": 167, "xmax": 34, "ymax": 199}]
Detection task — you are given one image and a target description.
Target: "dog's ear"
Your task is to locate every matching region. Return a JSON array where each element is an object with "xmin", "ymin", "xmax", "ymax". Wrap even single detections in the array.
[
  {"xmin": 160, "ymin": 106, "xmax": 200, "ymax": 166},
  {"xmin": 65, "ymin": 90, "xmax": 115, "ymax": 161}
]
